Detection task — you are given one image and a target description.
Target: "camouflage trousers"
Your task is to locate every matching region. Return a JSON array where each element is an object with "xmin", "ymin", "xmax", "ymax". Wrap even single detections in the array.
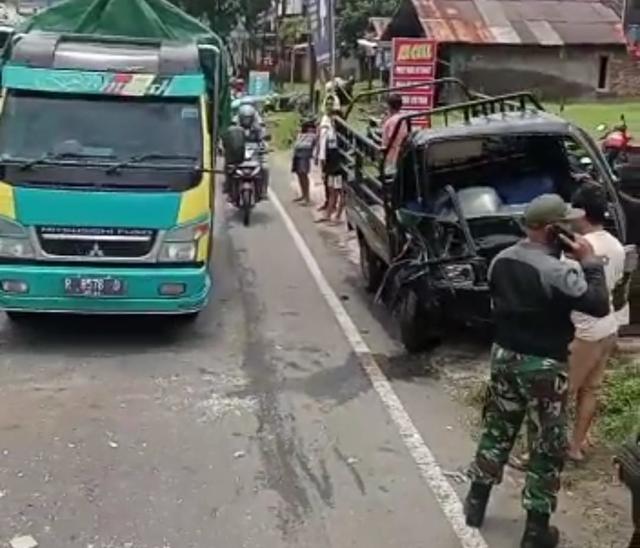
[{"xmin": 468, "ymin": 344, "xmax": 569, "ymax": 515}]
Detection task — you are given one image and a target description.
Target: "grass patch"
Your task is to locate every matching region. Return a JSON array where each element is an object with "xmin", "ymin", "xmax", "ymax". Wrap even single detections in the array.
[
  {"xmin": 267, "ymin": 111, "xmax": 300, "ymax": 151},
  {"xmin": 458, "ymin": 355, "xmax": 640, "ymax": 448},
  {"xmin": 545, "ymin": 101, "xmax": 640, "ymax": 137},
  {"xmin": 598, "ymin": 357, "xmax": 640, "ymax": 445}
]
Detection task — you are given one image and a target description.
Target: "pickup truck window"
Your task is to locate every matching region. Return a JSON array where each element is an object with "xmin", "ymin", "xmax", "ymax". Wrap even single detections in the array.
[
  {"xmin": 418, "ymin": 134, "xmax": 601, "ymax": 209},
  {"xmin": 0, "ymin": 91, "xmax": 202, "ymax": 168}
]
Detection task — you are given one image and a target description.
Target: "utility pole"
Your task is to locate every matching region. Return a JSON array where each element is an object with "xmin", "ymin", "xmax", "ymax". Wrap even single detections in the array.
[
  {"xmin": 329, "ymin": 0, "xmax": 336, "ymax": 78},
  {"xmin": 307, "ymin": 1, "xmax": 317, "ymax": 111}
]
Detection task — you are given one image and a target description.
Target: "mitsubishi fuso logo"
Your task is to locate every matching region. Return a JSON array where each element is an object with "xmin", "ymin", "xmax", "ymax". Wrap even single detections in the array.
[{"xmin": 88, "ymin": 243, "xmax": 105, "ymax": 258}]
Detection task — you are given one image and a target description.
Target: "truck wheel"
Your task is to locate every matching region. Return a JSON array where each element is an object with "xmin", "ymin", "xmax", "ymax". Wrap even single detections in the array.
[
  {"xmin": 396, "ymin": 289, "xmax": 433, "ymax": 354},
  {"xmin": 175, "ymin": 312, "xmax": 200, "ymax": 326},
  {"xmin": 6, "ymin": 311, "xmax": 31, "ymax": 324},
  {"xmin": 359, "ymin": 236, "xmax": 384, "ymax": 293}
]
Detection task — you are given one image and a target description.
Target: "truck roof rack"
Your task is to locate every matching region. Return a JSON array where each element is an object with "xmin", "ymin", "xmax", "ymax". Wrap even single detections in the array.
[
  {"xmin": 9, "ymin": 31, "xmax": 200, "ymax": 74},
  {"xmin": 399, "ymin": 91, "xmax": 542, "ymax": 126},
  {"xmin": 333, "ymin": 89, "xmax": 546, "ymax": 208},
  {"xmin": 383, "ymin": 91, "xmax": 544, "ymax": 164},
  {"xmin": 344, "ymin": 77, "xmax": 480, "ymax": 119}
]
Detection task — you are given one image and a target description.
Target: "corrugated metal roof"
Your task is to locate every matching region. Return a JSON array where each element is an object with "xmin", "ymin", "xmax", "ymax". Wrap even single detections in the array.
[{"xmin": 407, "ymin": 0, "xmax": 625, "ymax": 45}]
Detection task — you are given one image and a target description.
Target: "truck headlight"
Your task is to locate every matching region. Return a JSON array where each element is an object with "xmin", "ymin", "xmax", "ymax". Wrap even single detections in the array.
[
  {"xmin": 443, "ymin": 263, "xmax": 475, "ymax": 284},
  {"xmin": 0, "ymin": 218, "xmax": 34, "ymax": 259},
  {"xmin": 158, "ymin": 221, "xmax": 209, "ymax": 263}
]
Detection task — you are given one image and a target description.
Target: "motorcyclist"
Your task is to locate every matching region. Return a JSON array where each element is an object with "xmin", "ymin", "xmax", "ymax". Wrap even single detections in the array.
[{"xmin": 233, "ymin": 103, "xmax": 268, "ymax": 199}]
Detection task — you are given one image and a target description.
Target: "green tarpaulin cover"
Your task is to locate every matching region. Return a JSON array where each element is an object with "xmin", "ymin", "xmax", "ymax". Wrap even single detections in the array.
[{"xmin": 18, "ymin": 0, "xmax": 230, "ymax": 127}]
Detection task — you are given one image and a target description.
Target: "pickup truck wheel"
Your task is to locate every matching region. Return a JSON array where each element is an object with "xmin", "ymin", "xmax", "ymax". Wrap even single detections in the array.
[
  {"xmin": 359, "ymin": 237, "xmax": 384, "ymax": 293},
  {"xmin": 396, "ymin": 289, "xmax": 432, "ymax": 354}
]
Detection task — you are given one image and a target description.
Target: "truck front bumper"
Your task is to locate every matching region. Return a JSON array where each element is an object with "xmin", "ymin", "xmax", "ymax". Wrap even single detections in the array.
[{"xmin": 0, "ymin": 264, "xmax": 211, "ymax": 314}]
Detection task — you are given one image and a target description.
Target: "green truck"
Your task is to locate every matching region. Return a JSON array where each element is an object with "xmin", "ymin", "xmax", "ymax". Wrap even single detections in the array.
[{"xmin": 0, "ymin": 0, "xmax": 229, "ymax": 321}]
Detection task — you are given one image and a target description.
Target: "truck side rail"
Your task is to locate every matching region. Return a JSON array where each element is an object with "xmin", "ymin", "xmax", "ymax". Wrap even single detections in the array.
[{"xmin": 335, "ymin": 116, "xmax": 385, "ymax": 207}]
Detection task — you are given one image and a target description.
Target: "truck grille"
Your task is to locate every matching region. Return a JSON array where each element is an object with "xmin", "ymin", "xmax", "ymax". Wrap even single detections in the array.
[{"xmin": 37, "ymin": 227, "xmax": 156, "ymax": 259}]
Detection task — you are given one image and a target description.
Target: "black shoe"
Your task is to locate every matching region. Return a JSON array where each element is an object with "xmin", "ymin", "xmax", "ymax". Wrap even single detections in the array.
[
  {"xmin": 521, "ymin": 511, "xmax": 560, "ymax": 548},
  {"xmin": 464, "ymin": 482, "xmax": 492, "ymax": 528}
]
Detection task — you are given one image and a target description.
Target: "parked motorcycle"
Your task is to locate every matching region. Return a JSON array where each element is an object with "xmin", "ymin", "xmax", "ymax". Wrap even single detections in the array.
[{"xmin": 597, "ymin": 114, "xmax": 640, "ymax": 169}]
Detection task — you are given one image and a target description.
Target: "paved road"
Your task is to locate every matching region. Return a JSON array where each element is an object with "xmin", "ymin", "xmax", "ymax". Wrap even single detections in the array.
[{"xmin": 0, "ymin": 158, "xmax": 624, "ymax": 548}]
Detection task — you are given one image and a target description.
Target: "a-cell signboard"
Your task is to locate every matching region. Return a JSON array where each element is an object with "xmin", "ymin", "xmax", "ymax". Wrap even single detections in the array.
[{"xmin": 391, "ymin": 38, "xmax": 438, "ymax": 127}]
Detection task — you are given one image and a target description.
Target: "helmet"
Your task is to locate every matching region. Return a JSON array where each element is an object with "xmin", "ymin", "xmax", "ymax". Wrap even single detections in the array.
[{"xmin": 238, "ymin": 104, "xmax": 257, "ymax": 129}]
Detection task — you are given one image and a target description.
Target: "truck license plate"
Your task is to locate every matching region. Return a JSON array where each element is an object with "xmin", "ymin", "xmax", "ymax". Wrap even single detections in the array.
[{"xmin": 64, "ymin": 277, "xmax": 125, "ymax": 297}]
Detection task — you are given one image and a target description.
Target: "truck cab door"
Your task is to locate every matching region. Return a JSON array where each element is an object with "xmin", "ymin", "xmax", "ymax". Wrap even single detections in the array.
[{"xmin": 616, "ymin": 166, "xmax": 640, "ymax": 245}]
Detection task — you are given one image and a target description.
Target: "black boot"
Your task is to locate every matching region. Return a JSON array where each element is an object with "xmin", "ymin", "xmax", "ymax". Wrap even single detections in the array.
[
  {"xmin": 464, "ymin": 482, "xmax": 492, "ymax": 528},
  {"xmin": 521, "ymin": 511, "xmax": 560, "ymax": 548}
]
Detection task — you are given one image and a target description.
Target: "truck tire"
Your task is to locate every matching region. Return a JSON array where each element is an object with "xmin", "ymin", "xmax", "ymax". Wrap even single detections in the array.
[
  {"xmin": 6, "ymin": 311, "xmax": 32, "ymax": 325},
  {"xmin": 175, "ymin": 311, "xmax": 200, "ymax": 326},
  {"xmin": 359, "ymin": 235, "xmax": 384, "ymax": 293},
  {"xmin": 396, "ymin": 288, "xmax": 432, "ymax": 354}
]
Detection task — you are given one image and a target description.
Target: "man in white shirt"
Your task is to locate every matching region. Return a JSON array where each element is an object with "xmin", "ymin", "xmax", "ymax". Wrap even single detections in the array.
[{"xmin": 568, "ymin": 183, "xmax": 627, "ymax": 461}]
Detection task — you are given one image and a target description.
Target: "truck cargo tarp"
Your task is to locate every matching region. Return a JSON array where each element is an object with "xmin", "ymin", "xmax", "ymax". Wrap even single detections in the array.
[{"xmin": 19, "ymin": 0, "xmax": 230, "ymax": 127}]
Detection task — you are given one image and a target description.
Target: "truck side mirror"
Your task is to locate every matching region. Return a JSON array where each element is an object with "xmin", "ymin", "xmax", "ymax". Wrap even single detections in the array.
[
  {"xmin": 395, "ymin": 207, "xmax": 425, "ymax": 229},
  {"xmin": 207, "ymin": 99, "xmax": 214, "ymax": 135}
]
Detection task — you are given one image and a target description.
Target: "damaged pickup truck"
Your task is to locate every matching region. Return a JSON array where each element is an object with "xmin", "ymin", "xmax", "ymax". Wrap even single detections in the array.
[{"xmin": 337, "ymin": 86, "xmax": 632, "ymax": 352}]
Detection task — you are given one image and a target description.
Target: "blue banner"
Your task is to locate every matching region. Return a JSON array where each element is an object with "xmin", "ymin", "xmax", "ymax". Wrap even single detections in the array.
[
  {"xmin": 308, "ymin": 0, "xmax": 332, "ymax": 65},
  {"xmin": 248, "ymin": 71, "xmax": 271, "ymax": 97}
]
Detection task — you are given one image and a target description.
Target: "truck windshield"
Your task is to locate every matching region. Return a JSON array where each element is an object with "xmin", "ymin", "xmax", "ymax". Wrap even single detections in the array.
[{"xmin": 0, "ymin": 91, "xmax": 202, "ymax": 168}]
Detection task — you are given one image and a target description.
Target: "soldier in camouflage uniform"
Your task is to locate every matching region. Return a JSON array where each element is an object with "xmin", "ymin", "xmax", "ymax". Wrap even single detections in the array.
[
  {"xmin": 470, "ymin": 347, "xmax": 569, "ymax": 515},
  {"xmin": 464, "ymin": 194, "xmax": 610, "ymax": 548}
]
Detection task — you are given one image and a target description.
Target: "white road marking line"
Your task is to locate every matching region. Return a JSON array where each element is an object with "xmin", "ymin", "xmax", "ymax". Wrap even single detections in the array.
[{"xmin": 268, "ymin": 188, "xmax": 490, "ymax": 548}]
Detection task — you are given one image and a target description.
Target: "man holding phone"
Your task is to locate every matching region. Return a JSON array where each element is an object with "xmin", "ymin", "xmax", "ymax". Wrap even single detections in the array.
[{"xmin": 465, "ymin": 194, "xmax": 610, "ymax": 548}]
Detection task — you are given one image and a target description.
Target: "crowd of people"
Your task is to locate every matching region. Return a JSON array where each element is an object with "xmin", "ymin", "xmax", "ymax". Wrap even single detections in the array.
[
  {"xmin": 215, "ymin": 71, "xmax": 640, "ymax": 544},
  {"xmin": 287, "ymin": 88, "xmax": 639, "ymax": 548},
  {"xmin": 291, "ymin": 94, "xmax": 345, "ymax": 223},
  {"xmin": 464, "ymin": 186, "xmax": 635, "ymax": 548},
  {"xmin": 290, "ymin": 91, "xmax": 408, "ymax": 221}
]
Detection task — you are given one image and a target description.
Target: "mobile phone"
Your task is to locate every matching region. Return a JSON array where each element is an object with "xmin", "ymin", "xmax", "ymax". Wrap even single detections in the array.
[{"xmin": 549, "ymin": 223, "xmax": 576, "ymax": 253}]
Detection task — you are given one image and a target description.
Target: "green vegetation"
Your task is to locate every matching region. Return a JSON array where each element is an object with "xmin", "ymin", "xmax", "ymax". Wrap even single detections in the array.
[
  {"xmin": 459, "ymin": 354, "xmax": 640, "ymax": 448},
  {"xmin": 267, "ymin": 111, "xmax": 300, "ymax": 151},
  {"xmin": 598, "ymin": 357, "xmax": 640, "ymax": 445},
  {"xmin": 545, "ymin": 101, "xmax": 640, "ymax": 137}
]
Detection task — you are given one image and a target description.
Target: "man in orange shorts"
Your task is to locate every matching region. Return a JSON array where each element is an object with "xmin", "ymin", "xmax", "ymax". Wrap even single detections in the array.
[{"xmin": 568, "ymin": 183, "xmax": 626, "ymax": 462}]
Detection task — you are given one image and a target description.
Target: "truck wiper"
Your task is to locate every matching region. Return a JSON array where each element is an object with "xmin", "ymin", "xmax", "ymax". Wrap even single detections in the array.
[
  {"xmin": 18, "ymin": 152, "xmax": 114, "ymax": 171},
  {"xmin": 106, "ymin": 153, "xmax": 198, "ymax": 175}
]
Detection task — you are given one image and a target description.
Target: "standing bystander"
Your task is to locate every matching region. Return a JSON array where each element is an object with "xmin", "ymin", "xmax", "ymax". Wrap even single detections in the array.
[
  {"xmin": 381, "ymin": 94, "xmax": 409, "ymax": 168},
  {"xmin": 567, "ymin": 183, "xmax": 626, "ymax": 461},
  {"xmin": 464, "ymin": 194, "xmax": 610, "ymax": 548},
  {"xmin": 316, "ymin": 95, "xmax": 339, "ymax": 212},
  {"xmin": 291, "ymin": 118, "xmax": 317, "ymax": 206},
  {"xmin": 316, "ymin": 106, "xmax": 344, "ymax": 224}
]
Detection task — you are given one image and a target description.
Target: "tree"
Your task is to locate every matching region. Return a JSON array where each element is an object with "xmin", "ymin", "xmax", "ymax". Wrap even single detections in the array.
[
  {"xmin": 337, "ymin": 0, "xmax": 397, "ymax": 51},
  {"xmin": 279, "ymin": 15, "xmax": 307, "ymax": 48},
  {"xmin": 172, "ymin": 0, "xmax": 271, "ymax": 37}
]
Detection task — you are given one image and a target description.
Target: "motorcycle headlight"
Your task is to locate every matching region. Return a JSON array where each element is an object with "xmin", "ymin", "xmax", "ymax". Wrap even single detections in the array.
[
  {"xmin": 0, "ymin": 218, "xmax": 34, "ymax": 259},
  {"xmin": 158, "ymin": 221, "xmax": 209, "ymax": 263}
]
